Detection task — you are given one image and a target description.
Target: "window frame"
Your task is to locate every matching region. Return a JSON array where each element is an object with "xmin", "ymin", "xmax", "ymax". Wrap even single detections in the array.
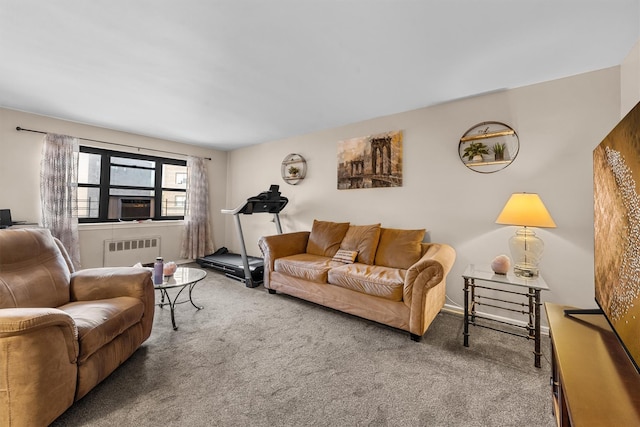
[{"xmin": 78, "ymin": 146, "xmax": 187, "ymax": 223}]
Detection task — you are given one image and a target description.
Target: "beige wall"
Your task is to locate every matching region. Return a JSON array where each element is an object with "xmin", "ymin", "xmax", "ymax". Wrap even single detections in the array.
[
  {"xmin": 621, "ymin": 38, "xmax": 640, "ymax": 116},
  {"xmin": 0, "ymin": 107, "xmax": 227, "ymax": 267},
  {"xmin": 226, "ymin": 67, "xmax": 622, "ymax": 322}
]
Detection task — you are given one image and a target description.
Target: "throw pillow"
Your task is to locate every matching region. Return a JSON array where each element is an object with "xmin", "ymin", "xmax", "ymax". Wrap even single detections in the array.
[
  {"xmin": 374, "ymin": 228, "xmax": 425, "ymax": 269},
  {"xmin": 306, "ymin": 220, "xmax": 351, "ymax": 257},
  {"xmin": 332, "ymin": 249, "xmax": 359, "ymax": 264},
  {"xmin": 339, "ymin": 223, "xmax": 381, "ymax": 265}
]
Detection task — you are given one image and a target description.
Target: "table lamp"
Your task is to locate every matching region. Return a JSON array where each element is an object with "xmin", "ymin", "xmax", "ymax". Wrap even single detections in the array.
[{"xmin": 495, "ymin": 193, "xmax": 556, "ymax": 277}]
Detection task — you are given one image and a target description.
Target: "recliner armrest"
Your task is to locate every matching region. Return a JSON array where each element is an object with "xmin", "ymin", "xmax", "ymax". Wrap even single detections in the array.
[
  {"xmin": 70, "ymin": 267, "xmax": 152, "ymax": 301},
  {"xmin": 70, "ymin": 267, "xmax": 155, "ymax": 342},
  {"xmin": 0, "ymin": 307, "xmax": 78, "ymax": 363},
  {"xmin": 0, "ymin": 307, "xmax": 80, "ymax": 426}
]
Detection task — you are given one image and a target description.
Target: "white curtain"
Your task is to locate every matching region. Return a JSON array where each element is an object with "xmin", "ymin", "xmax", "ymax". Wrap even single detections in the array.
[
  {"xmin": 40, "ymin": 133, "xmax": 81, "ymax": 268},
  {"xmin": 181, "ymin": 156, "xmax": 214, "ymax": 259}
]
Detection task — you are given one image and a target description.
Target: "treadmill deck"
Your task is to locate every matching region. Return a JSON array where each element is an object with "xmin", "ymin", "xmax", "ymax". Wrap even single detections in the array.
[{"xmin": 197, "ymin": 253, "xmax": 264, "ymax": 286}]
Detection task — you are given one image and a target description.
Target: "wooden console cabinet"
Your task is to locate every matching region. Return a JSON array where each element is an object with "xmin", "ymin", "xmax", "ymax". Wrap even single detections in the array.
[{"xmin": 546, "ymin": 303, "xmax": 640, "ymax": 426}]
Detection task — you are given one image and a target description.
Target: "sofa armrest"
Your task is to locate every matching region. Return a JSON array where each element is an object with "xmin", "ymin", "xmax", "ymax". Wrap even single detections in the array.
[
  {"xmin": 258, "ymin": 232, "xmax": 310, "ymax": 289},
  {"xmin": 404, "ymin": 243, "xmax": 456, "ymax": 334},
  {"xmin": 70, "ymin": 267, "xmax": 155, "ymax": 341},
  {"xmin": 258, "ymin": 231, "xmax": 310, "ymax": 270},
  {"xmin": 404, "ymin": 244, "xmax": 455, "ymax": 300}
]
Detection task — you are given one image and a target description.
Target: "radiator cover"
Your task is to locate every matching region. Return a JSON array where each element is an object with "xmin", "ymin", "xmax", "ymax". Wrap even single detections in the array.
[{"xmin": 103, "ymin": 236, "xmax": 161, "ymax": 267}]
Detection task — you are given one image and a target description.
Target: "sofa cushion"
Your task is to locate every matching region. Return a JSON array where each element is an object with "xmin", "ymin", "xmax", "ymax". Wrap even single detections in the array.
[
  {"xmin": 306, "ymin": 220, "xmax": 350, "ymax": 257},
  {"xmin": 339, "ymin": 224, "xmax": 381, "ymax": 265},
  {"xmin": 59, "ymin": 296, "xmax": 144, "ymax": 363},
  {"xmin": 328, "ymin": 263, "xmax": 405, "ymax": 301},
  {"xmin": 374, "ymin": 228, "xmax": 425, "ymax": 269},
  {"xmin": 275, "ymin": 253, "xmax": 341, "ymax": 283}
]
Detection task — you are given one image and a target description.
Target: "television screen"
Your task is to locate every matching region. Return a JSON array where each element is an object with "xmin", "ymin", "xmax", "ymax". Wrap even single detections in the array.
[{"xmin": 594, "ymin": 100, "xmax": 640, "ymax": 372}]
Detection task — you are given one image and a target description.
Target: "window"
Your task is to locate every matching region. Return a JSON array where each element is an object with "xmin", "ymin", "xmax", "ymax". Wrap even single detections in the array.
[{"xmin": 77, "ymin": 146, "xmax": 187, "ymax": 222}]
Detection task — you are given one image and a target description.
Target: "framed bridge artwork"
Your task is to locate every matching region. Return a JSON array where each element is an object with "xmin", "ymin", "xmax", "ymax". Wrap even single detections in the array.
[{"xmin": 337, "ymin": 130, "xmax": 403, "ymax": 190}]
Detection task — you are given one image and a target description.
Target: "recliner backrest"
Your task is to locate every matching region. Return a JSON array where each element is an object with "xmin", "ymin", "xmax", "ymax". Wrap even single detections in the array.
[{"xmin": 0, "ymin": 228, "xmax": 71, "ymax": 308}]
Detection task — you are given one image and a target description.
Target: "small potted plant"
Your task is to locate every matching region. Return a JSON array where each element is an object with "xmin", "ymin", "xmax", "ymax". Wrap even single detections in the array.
[
  {"xmin": 463, "ymin": 142, "xmax": 489, "ymax": 162},
  {"xmin": 288, "ymin": 165, "xmax": 300, "ymax": 178},
  {"xmin": 492, "ymin": 142, "xmax": 506, "ymax": 161}
]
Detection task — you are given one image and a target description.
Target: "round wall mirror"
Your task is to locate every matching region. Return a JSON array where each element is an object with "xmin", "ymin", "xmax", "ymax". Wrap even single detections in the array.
[{"xmin": 458, "ymin": 121, "xmax": 519, "ymax": 173}]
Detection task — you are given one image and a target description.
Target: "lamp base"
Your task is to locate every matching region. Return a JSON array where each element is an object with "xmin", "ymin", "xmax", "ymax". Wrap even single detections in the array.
[
  {"xmin": 509, "ymin": 227, "xmax": 544, "ymax": 278},
  {"xmin": 513, "ymin": 264, "xmax": 538, "ymax": 278}
]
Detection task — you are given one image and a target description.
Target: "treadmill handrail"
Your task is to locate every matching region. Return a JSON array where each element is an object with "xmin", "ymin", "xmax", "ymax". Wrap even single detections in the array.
[{"xmin": 221, "ymin": 204, "xmax": 243, "ymax": 215}]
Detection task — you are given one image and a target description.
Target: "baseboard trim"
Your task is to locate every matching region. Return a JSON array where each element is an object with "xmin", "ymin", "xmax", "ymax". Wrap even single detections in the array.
[{"xmin": 442, "ymin": 303, "xmax": 549, "ymax": 336}]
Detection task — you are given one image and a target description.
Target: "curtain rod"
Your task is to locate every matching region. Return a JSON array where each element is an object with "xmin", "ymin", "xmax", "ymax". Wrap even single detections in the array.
[{"xmin": 16, "ymin": 126, "xmax": 212, "ymax": 161}]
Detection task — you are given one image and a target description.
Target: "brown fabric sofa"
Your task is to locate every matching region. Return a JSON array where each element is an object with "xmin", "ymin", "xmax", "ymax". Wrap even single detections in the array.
[
  {"xmin": 259, "ymin": 220, "xmax": 456, "ymax": 341},
  {"xmin": 0, "ymin": 228, "xmax": 155, "ymax": 427}
]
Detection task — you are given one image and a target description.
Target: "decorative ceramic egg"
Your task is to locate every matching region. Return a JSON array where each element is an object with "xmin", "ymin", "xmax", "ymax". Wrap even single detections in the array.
[
  {"xmin": 163, "ymin": 261, "xmax": 177, "ymax": 276},
  {"xmin": 491, "ymin": 255, "xmax": 511, "ymax": 275}
]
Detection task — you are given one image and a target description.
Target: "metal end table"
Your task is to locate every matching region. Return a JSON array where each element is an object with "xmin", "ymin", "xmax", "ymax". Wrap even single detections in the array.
[{"xmin": 462, "ymin": 264, "xmax": 549, "ymax": 368}]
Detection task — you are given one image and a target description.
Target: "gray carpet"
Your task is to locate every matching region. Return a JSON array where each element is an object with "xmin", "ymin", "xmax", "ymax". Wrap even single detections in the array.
[{"xmin": 52, "ymin": 267, "xmax": 555, "ymax": 427}]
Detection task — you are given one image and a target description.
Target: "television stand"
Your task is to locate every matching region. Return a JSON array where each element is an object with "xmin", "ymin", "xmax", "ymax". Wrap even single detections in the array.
[{"xmin": 546, "ymin": 303, "xmax": 640, "ymax": 426}]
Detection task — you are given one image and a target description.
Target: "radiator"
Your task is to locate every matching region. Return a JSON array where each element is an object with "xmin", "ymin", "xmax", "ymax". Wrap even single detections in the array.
[{"xmin": 103, "ymin": 236, "xmax": 161, "ymax": 267}]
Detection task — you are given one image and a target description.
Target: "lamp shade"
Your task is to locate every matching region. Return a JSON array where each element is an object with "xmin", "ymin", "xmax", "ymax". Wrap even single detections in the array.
[{"xmin": 495, "ymin": 193, "xmax": 556, "ymax": 228}]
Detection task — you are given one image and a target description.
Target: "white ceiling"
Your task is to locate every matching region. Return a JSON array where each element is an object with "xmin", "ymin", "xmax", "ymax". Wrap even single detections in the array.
[{"xmin": 1, "ymin": 1, "xmax": 639, "ymax": 151}]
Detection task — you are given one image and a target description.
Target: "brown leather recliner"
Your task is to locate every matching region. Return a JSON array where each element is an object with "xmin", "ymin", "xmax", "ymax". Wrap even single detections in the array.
[{"xmin": 0, "ymin": 228, "xmax": 155, "ymax": 427}]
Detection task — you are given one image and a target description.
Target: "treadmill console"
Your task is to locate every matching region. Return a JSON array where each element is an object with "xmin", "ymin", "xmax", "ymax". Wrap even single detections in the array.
[{"xmin": 242, "ymin": 185, "xmax": 288, "ymax": 214}]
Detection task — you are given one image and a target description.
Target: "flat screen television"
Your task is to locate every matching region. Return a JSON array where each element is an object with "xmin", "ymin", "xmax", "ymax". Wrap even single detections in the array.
[{"xmin": 594, "ymin": 100, "xmax": 640, "ymax": 373}]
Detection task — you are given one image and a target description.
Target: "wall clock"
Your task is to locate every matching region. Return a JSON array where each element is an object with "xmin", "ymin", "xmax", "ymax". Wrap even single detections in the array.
[{"xmin": 458, "ymin": 121, "xmax": 519, "ymax": 173}]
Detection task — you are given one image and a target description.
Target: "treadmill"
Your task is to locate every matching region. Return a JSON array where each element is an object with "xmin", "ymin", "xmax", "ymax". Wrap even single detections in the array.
[{"xmin": 197, "ymin": 185, "xmax": 288, "ymax": 288}]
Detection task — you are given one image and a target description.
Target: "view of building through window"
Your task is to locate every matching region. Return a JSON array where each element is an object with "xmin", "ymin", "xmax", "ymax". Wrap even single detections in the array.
[
  {"xmin": 77, "ymin": 151, "xmax": 101, "ymax": 218},
  {"xmin": 162, "ymin": 164, "xmax": 188, "ymax": 216}
]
